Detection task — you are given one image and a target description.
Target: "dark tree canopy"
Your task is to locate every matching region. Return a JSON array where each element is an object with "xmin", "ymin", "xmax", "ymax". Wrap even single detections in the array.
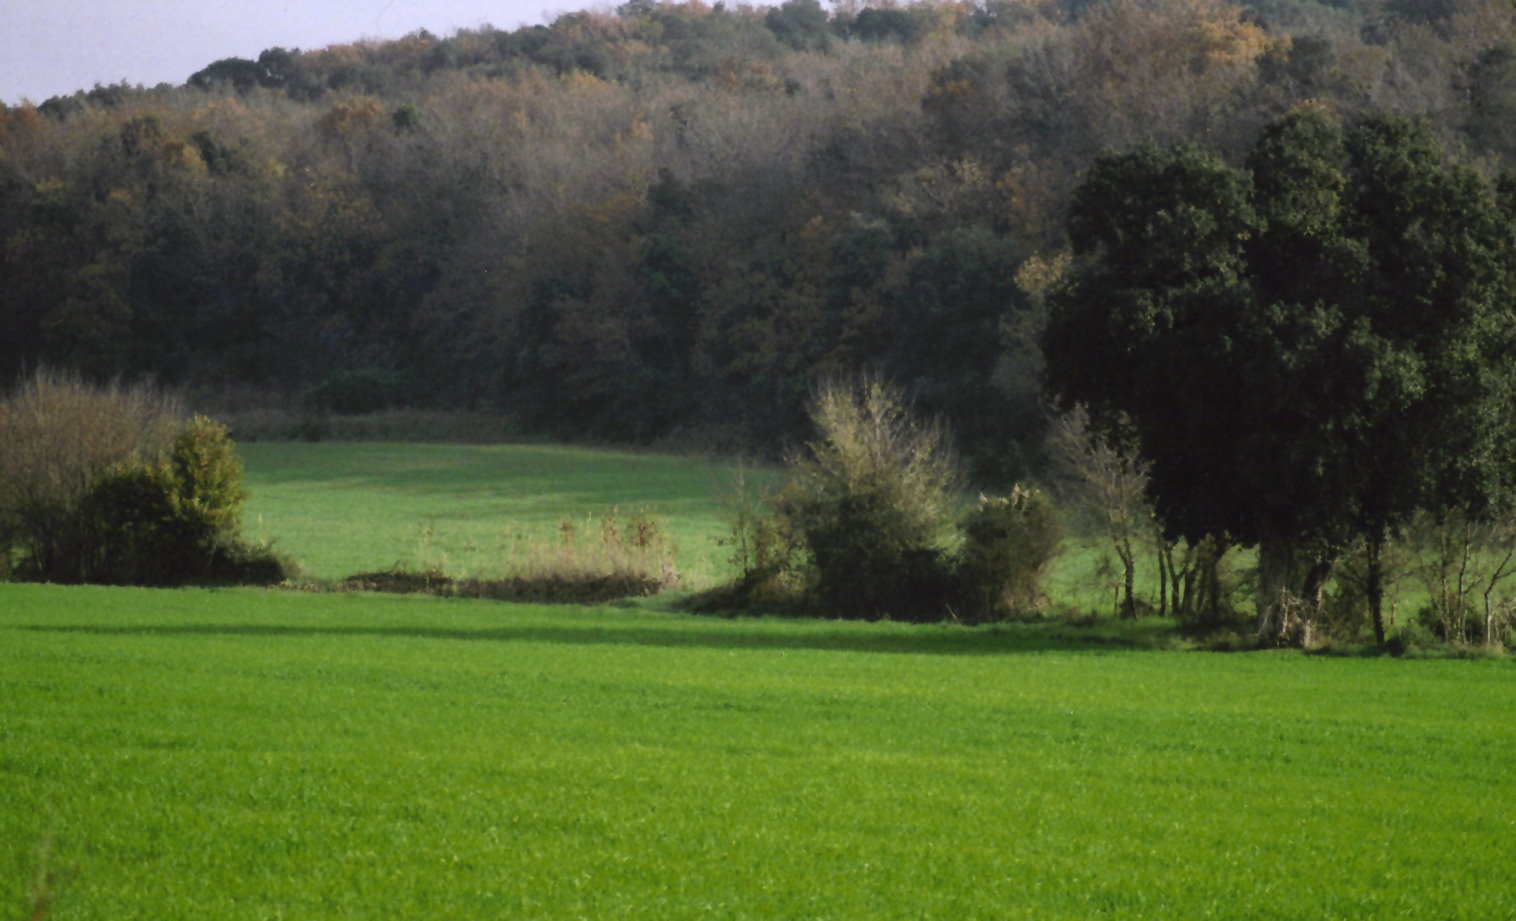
[{"xmin": 1045, "ymin": 109, "xmax": 1516, "ymax": 640}]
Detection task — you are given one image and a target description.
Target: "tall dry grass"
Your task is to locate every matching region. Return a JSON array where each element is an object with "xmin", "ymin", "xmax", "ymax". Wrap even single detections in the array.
[{"xmin": 0, "ymin": 369, "xmax": 184, "ymax": 580}]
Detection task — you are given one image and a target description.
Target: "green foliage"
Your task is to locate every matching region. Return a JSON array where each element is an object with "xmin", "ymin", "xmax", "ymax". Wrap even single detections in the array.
[
  {"xmin": 164, "ymin": 415, "xmax": 250, "ymax": 536},
  {"xmin": 0, "ymin": 373, "xmax": 285, "ymax": 586},
  {"xmin": 75, "ymin": 415, "xmax": 278, "ymax": 586},
  {"xmin": 8, "ymin": 0, "xmax": 1504, "ymax": 456},
  {"xmin": 304, "ymin": 368, "xmax": 417, "ymax": 414},
  {"xmin": 849, "ymin": 7, "xmax": 926, "ymax": 43},
  {"xmin": 703, "ymin": 379, "xmax": 1062, "ymax": 622},
  {"xmin": 764, "ymin": 0, "xmax": 831, "ymax": 51},
  {"xmin": 891, "ymin": 226, "xmax": 1036, "ymax": 480},
  {"xmin": 1047, "ymin": 109, "xmax": 1516, "ymax": 642},
  {"xmin": 955, "ymin": 487, "xmax": 1061, "ymax": 622},
  {"xmin": 1467, "ymin": 44, "xmax": 1516, "ymax": 160},
  {"xmin": 391, "ymin": 104, "xmax": 423, "ymax": 133},
  {"xmin": 77, "ymin": 464, "xmax": 190, "ymax": 586}
]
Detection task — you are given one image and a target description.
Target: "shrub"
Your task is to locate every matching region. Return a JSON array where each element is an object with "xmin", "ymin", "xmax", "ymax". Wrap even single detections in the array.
[
  {"xmin": 1404, "ymin": 509, "xmax": 1516, "ymax": 648},
  {"xmin": 162, "ymin": 414, "xmax": 250, "ymax": 537},
  {"xmin": 0, "ymin": 371, "xmax": 289, "ymax": 586},
  {"xmin": 0, "ymin": 369, "xmax": 183, "ymax": 582},
  {"xmin": 77, "ymin": 464, "xmax": 188, "ymax": 585},
  {"xmin": 697, "ymin": 380, "xmax": 1067, "ymax": 623},
  {"xmin": 709, "ymin": 465, "xmax": 802, "ymax": 607},
  {"xmin": 75, "ymin": 416, "xmax": 281, "ymax": 586},
  {"xmin": 772, "ymin": 378, "xmax": 961, "ymax": 620},
  {"xmin": 955, "ymin": 487, "xmax": 1061, "ymax": 622}
]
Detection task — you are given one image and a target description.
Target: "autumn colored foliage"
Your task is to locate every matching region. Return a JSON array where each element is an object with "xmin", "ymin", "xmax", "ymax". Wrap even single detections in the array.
[{"xmin": 4, "ymin": 0, "xmax": 1515, "ymax": 476}]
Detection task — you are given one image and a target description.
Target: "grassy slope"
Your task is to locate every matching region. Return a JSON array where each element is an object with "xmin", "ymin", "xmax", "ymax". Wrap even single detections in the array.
[
  {"xmin": 238, "ymin": 442, "xmax": 750, "ymax": 586},
  {"xmin": 4, "ymin": 582, "xmax": 1515, "ymax": 920}
]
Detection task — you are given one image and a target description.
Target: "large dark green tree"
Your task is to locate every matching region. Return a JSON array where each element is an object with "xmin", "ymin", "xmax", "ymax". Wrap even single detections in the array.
[{"xmin": 1045, "ymin": 109, "xmax": 1516, "ymax": 645}]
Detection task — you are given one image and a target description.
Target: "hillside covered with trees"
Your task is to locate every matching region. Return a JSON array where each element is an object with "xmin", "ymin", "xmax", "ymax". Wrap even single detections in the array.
[{"xmin": 6, "ymin": 0, "xmax": 1516, "ymax": 476}]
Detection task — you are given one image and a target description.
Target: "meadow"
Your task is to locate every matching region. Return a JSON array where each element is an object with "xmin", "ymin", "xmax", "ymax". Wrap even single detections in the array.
[
  {"xmin": 5, "ymin": 441, "xmax": 1515, "ymax": 919},
  {"xmin": 4, "ymin": 583, "xmax": 1515, "ymax": 919},
  {"xmin": 237, "ymin": 441, "xmax": 752, "ymax": 586},
  {"xmin": 236, "ymin": 440, "xmax": 1159, "ymax": 611}
]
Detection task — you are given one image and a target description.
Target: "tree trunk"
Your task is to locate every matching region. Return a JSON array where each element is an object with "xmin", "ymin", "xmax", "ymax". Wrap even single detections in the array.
[
  {"xmin": 1365, "ymin": 532, "xmax": 1386, "ymax": 648},
  {"xmin": 1301, "ymin": 558, "xmax": 1332, "ymax": 648},
  {"xmin": 1118, "ymin": 535, "xmax": 1136, "ymax": 618},
  {"xmin": 1256, "ymin": 535, "xmax": 1296, "ymax": 645},
  {"xmin": 1157, "ymin": 543, "xmax": 1171, "ymax": 618},
  {"xmin": 1257, "ymin": 534, "xmax": 1332, "ymax": 646}
]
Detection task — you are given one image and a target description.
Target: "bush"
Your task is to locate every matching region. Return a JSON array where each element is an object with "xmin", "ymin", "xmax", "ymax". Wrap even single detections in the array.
[
  {"xmin": 955, "ymin": 487, "xmax": 1061, "ymax": 622},
  {"xmin": 772, "ymin": 378, "xmax": 961, "ymax": 620},
  {"xmin": 696, "ymin": 380, "xmax": 1067, "ymax": 622},
  {"xmin": 707, "ymin": 465, "xmax": 802, "ymax": 608},
  {"xmin": 161, "ymin": 414, "xmax": 250, "ymax": 537},
  {"xmin": 76, "ymin": 416, "xmax": 281, "ymax": 586},
  {"xmin": 0, "ymin": 371, "xmax": 289, "ymax": 586},
  {"xmin": 1406, "ymin": 509, "xmax": 1516, "ymax": 648},
  {"xmin": 0, "ymin": 369, "xmax": 183, "ymax": 582},
  {"xmin": 78, "ymin": 464, "xmax": 188, "ymax": 585}
]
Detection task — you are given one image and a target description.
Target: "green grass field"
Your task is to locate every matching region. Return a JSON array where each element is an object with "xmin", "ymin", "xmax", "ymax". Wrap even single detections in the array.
[
  {"xmin": 5, "ymin": 441, "xmax": 1514, "ymax": 918},
  {"xmin": 4, "ymin": 582, "xmax": 1514, "ymax": 919},
  {"xmin": 237, "ymin": 442, "xmax": 1148, "ymax": 614},
  {"xmin": 238, "ymin": 442, "xmax": 754, "ymax": 586}
]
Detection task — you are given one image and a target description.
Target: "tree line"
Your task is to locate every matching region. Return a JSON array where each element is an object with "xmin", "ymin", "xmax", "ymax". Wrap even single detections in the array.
[
  {"xmin": 8, "ymin": 0, "xmax": 1516, "ymax": 479},
  {"xmin": 1047, "ymin": 108, "xmax": 1516, "ymax": 645}
]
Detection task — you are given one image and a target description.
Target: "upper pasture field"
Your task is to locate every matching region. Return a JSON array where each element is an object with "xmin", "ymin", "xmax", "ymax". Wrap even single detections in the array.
[
  {"xmin": 236, "ymin": 441, "xmax": 1149, "ymax": 612},
  {"xmin": 238, "ymin": 441, "xmax": 750, "ymax": 585},
  {"xmin": 3, "ymin": 583, "xmax": 1514, "ymax": 919}
]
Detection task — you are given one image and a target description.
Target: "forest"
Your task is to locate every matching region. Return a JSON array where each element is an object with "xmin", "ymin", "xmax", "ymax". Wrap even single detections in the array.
[{"xmin": 8, "ymin": 0, "xmax": 1516, "ymax": 479}]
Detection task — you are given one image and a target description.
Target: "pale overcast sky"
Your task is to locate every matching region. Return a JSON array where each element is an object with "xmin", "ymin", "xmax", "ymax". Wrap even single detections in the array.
[{"xmin": 0, "ymin": 0, "xmax": 588, "ymax": 105}]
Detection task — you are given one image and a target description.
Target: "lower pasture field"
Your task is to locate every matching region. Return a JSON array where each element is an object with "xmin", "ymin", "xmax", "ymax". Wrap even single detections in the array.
[{"xmin": 3, "ymin": 583, "xmax": 1514, "ymax": 919}]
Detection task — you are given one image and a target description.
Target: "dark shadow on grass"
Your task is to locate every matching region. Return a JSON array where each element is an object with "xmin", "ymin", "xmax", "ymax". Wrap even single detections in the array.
[
  {"xmin": 18, "ymin": 619, "xmax": 1167, "ymax": 656},
  {"xmin": 240, "ymin": 442, "xmax": 723, "ymax": 502}
]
